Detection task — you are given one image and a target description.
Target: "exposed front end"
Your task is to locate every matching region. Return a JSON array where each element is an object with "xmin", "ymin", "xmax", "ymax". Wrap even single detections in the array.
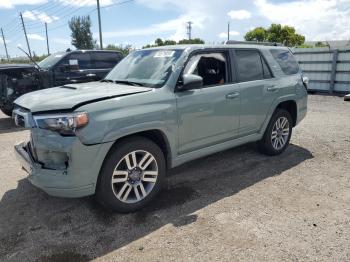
[{"xmin": 13, "ymin": 107, "xmax": 113, "ymax": 198}]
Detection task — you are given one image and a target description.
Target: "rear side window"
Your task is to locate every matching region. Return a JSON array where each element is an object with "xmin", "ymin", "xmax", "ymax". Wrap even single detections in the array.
[
  {"xmin": 235, "ymin": 50, "xmax": 265, "ymax": 82},
  {"xmin": 270, "ymin": 49, "xmax": 299, "ymax": 75},
  {"xmin": 91, "ymin": 52, "xmax": 123, "ymax": 69}
]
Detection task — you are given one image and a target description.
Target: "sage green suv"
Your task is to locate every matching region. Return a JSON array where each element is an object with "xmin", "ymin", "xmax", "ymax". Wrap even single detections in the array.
[{"xmin": 13, "ymin": 44, "xmax": 308, "ymax": 212}]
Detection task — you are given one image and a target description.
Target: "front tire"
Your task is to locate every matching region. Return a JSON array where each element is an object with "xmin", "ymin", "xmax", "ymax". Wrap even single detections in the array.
[
  {"xmin": 258, "ymin": 109, "xmax": 293, "ymax": 156},
  {"xmin": 0, "ymin": 104, "xmax": 13, "ymax": 117},
  {"xmin": 96, "ymin": 136, "xmax": 166, "ymax": 212}
]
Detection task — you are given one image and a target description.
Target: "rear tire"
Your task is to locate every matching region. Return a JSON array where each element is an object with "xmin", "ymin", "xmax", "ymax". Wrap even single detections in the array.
[
  {"xmin": 96, "ymin": 136, "xmax": 166, "ymax": 213},
  {"xmin": 258, "ymin": 109, "xmax": 293, "ymax": 156}
]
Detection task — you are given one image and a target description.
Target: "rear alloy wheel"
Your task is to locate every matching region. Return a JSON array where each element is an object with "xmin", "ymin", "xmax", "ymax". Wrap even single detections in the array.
[
  {"xmin": 271, "ymin": 116, "xmax": 290, "ymax": 151},
  {"xmin": 96, "ymin": 137, "xmax": 165, "ymax": 212},
  {"xmin": 258, "ymin": 109, "xmax": 292, "ymax": 156}
]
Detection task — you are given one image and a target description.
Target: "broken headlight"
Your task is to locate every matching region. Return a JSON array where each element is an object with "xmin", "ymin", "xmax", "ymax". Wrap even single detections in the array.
[{"xmin": 33, "ymin": 112, "xmax": 89, "ymax": 135}]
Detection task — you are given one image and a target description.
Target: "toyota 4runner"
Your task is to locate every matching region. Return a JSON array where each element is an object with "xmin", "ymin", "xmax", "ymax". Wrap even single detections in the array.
[{"xmin": 13, "ymin": 44, "xmax": 308, "ymax": 212}]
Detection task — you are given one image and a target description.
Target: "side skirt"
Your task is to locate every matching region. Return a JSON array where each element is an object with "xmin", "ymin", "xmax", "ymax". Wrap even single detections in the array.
[{"xmin": 171, "ymin": 133, "xmax": 262, "ymax": 168}]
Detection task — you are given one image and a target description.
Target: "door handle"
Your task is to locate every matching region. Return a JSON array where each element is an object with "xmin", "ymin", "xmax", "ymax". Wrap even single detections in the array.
[
  {"xmin": 266, "ymin": 85, "xmax": 278, "ymax": 92},
  {"xmin": 86, "ymin": 73, "xmax": 97, "ymax": 78},
  {"xmin": 226, "ymin": 92, "xmax": 239, "ymax": 99}
]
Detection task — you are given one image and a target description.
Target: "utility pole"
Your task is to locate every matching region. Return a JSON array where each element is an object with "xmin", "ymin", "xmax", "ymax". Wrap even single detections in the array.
[
  {"xmin": 97, "ymin": 0, "xmax": 103, "ymax": 49},
  {"xmin": 187, "ymin": 21, "xmax": 193, "ymax": 40},
  {"xmin": 227, "ymin": 22, "xmax": 230, "ymax": 41},
  {"xmin": 1, "ymin": 28, "xmax": 9, "ymax": 61},
  {"xmin": 20, "ymin": 12, "xmax": 32, "ymax": 58},
  {"xmin": 45, "ymin": 22, "xmax": 50, "ymax": 55}
]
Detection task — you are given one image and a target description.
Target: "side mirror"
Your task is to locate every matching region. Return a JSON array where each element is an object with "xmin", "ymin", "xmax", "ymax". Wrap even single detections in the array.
[{"xmin": 178, "ymin": 74, "xmax": 203, "ymax": 91}]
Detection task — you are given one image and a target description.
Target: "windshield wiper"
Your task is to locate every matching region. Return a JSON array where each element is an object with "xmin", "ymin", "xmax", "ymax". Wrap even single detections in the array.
[
  {"xmin": 100, "ymin": 79, "xmax": 114, "ymax": 83},
  {"xmin": 113, "ymin": 80, "xmax": 145, "ymax": 87}
]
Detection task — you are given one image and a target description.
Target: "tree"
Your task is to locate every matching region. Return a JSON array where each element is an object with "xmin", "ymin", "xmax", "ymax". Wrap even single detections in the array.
[
  {"xmin": 244, "ymin": 27, "xmax": 267, "ymax": 42},
  {"xmin": 178, "ymin": 38, "xmax": 205, "ymax": 44},
  {"xmin": 143, "ymin": 38, "xmax": 205, "ymax": 48},
  {"xmin": 315, "ymin": 41, "xmax": 327, "ymax": 47},
  {"xmin": 105, "ymin": 44, "xmax": 133, "ymax": 56},
  {"xmin": 68, "ymin": 15, "xmax": 95, "ymax": 49},
  {"xmin": 244, "ymin": 24, "xmax": 305, "ymax": 47}
]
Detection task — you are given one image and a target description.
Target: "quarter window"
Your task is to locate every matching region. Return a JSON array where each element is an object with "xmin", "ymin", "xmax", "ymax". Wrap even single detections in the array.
[
  {"xmin": 270, "ymin": 49, "xmax": 299, "ymax": 75},
  {"xmin": 184, "ymin": 52, "xmax": 228, "ymax": 87}
]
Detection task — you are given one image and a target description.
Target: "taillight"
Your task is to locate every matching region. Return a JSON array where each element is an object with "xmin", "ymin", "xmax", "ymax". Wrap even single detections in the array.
[{"xmin": 302, "ymin": 75, "xmax": 309, "ymax": 90}]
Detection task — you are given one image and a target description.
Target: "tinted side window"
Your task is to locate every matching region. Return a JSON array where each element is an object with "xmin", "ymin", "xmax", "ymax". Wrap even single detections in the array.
[
  {"xmin": 184, "ymin": 52, "xmax": 228, "ymax": 87},
  {"xmin": 235, "ymin": 50, "xmax": 264, "ymax": 82},
  {"xmin": 92, "ymin": 52, "xmax": 122, "ymax": 69},
  {"xmin": 68, "ymin": 53, "xmax": 92, "ymax": 70},
  {"xmin": 262, "ymin": 57, "xmax": 272, "ymax": 79},
  {"xmin": 270, "ymin": 49, "xmax": 299, "ymax": 75}
]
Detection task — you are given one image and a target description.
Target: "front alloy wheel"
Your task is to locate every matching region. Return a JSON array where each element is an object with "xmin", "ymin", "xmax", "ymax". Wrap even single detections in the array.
[
  {"xmin": 96, "ymin": 136, "xmax": 165, "ymax": 212},
  {"xmin": 112, "ymin": 150, "xmax": 158, "ymax": 203}
]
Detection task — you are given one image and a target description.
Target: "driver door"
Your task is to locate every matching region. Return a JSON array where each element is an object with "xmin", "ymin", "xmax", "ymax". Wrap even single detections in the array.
[{"xmin": 176, "ymin": 51, "xmax": 240, "ymax": 154}]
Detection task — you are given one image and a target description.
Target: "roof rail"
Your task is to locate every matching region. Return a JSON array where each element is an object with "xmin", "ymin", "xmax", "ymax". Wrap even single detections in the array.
[{"xmin": 223, "ymin": 40, "xmax": 283, "ymax": 47}]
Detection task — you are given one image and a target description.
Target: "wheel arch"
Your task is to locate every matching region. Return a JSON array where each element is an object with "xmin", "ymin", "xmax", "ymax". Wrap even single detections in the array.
[
  {"xmin": 276, "ymin": 100, "xmax": 297, "ymax": 127},
  {"xmin": 104, "ymin": 129, "xmax": 172, "ymax": 170}
]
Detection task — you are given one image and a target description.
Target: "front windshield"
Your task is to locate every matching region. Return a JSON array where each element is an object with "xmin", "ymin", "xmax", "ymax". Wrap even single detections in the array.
[
  {"xmin": 38, "ymin": 52, "xmax": 65, "ymax": 69},
  {"xmin": 105, "ymin": 49, "xmax": 183, "ymax": 88}
]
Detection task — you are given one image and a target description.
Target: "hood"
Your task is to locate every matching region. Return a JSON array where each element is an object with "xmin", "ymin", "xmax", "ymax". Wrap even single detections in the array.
[
  {"xmin": 0, "ymin": 63, "xmax": 35, "ymax": 71},
  {"xmin": 14, "ymin": 81, "xmax": 152, "ymax": 113}
]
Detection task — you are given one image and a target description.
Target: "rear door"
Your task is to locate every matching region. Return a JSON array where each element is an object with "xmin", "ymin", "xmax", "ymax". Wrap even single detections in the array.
[
  {"xmin": 90, "ymin": 52, "xmax": 123, "ymax": 79},
  {"xmin": 233, "ymin": 49, "xmax": 278, "ymax": 136}
]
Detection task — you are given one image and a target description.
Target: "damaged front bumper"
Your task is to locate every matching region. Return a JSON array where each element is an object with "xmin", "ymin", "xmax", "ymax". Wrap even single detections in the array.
[{"xmin": 14, "ymin": 135, "xmax": 113, "ymax": 198}]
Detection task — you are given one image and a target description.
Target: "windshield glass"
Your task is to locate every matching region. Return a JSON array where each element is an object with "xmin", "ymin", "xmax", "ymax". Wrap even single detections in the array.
[
  {"xmin": 38, "ymin": 52, "xmax": 65, "ymax": 69},
  {"xmin": 105, "ymin": 49, "xmax": 183, "ymax": 88}
]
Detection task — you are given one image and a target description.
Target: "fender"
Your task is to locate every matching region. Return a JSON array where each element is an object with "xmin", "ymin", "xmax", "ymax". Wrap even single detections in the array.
[{"xmin": 258, "ymin": 94, "xmax": 298, "ymax": 135}]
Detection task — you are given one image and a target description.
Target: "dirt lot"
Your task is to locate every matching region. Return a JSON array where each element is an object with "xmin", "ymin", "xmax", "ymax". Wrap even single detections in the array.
[{"xmin": 0, "ymin": 94, "xmax": 349, "ymax": 262}]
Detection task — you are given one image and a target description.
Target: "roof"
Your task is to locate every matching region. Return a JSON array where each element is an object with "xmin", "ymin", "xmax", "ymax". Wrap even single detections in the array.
[
  {"xmin": 145, "ymin": 44, "xmax": 288, "ymax": 52},
  {"xmin": 70, "ymin": 49, "xmax": 123, "ymax": 54}
]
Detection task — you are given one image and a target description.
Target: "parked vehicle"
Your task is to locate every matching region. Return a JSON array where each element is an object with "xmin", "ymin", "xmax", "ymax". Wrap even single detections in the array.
[
  {"xmin": 13, "ymin": 44, "xmax": 308, "ymax": 212},
  {"xmin": 0, "ymin": 50, "xmax": 123, "ymax": 116}
]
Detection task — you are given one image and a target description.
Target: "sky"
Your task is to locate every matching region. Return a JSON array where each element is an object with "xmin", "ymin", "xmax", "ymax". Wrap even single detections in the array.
[{"xmin": 0, "ymin": 0, "xmax": 349, "ymax": 57}]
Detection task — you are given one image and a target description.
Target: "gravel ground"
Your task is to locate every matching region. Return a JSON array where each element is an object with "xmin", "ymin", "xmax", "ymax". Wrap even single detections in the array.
[{"xmin": 0, "ymin": 94, "xmax": 349, "ymax": 262}]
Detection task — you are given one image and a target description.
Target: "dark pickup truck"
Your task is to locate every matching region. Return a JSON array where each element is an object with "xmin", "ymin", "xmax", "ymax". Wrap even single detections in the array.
[{"xmin": 0, "ymin": 50, "xmax": 123, "ymax": 116}]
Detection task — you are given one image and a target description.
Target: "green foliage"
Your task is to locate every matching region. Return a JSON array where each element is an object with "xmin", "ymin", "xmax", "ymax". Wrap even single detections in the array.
[
  {"xmin": 315, "ymin": 41, "xmax": 328, "ymax": 47},
  {"xmin": 244, "ymin": 24, "xmax": 305, "ymax": 47},
  {"xmin": 68, "ymin": 15, "xmax": 95, "ymax": 49},
  {"xmin": 244, "ymin": 27, "xmax": 267, "ymax": 42},
  {"xmin": 295, "ymin": 41, "xmax": 329, "ymax": 49},
  {"xmin": 105, "ymin": 44, "xmax": 133, "ymax": 56},
  {"xmin": 143, "ymin": 38, "xmax": 205, "ymax": 48},
  {"xmin": 177, "ymin": 38, "xmax": 205, "ymax": 44},
  {"xmin": 295, "ymin": 44, "xmax": 315, "ymax": 48},
  {"xmin": 0, "ymin": 55, "xmax": 48, "ymax": 64}
]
